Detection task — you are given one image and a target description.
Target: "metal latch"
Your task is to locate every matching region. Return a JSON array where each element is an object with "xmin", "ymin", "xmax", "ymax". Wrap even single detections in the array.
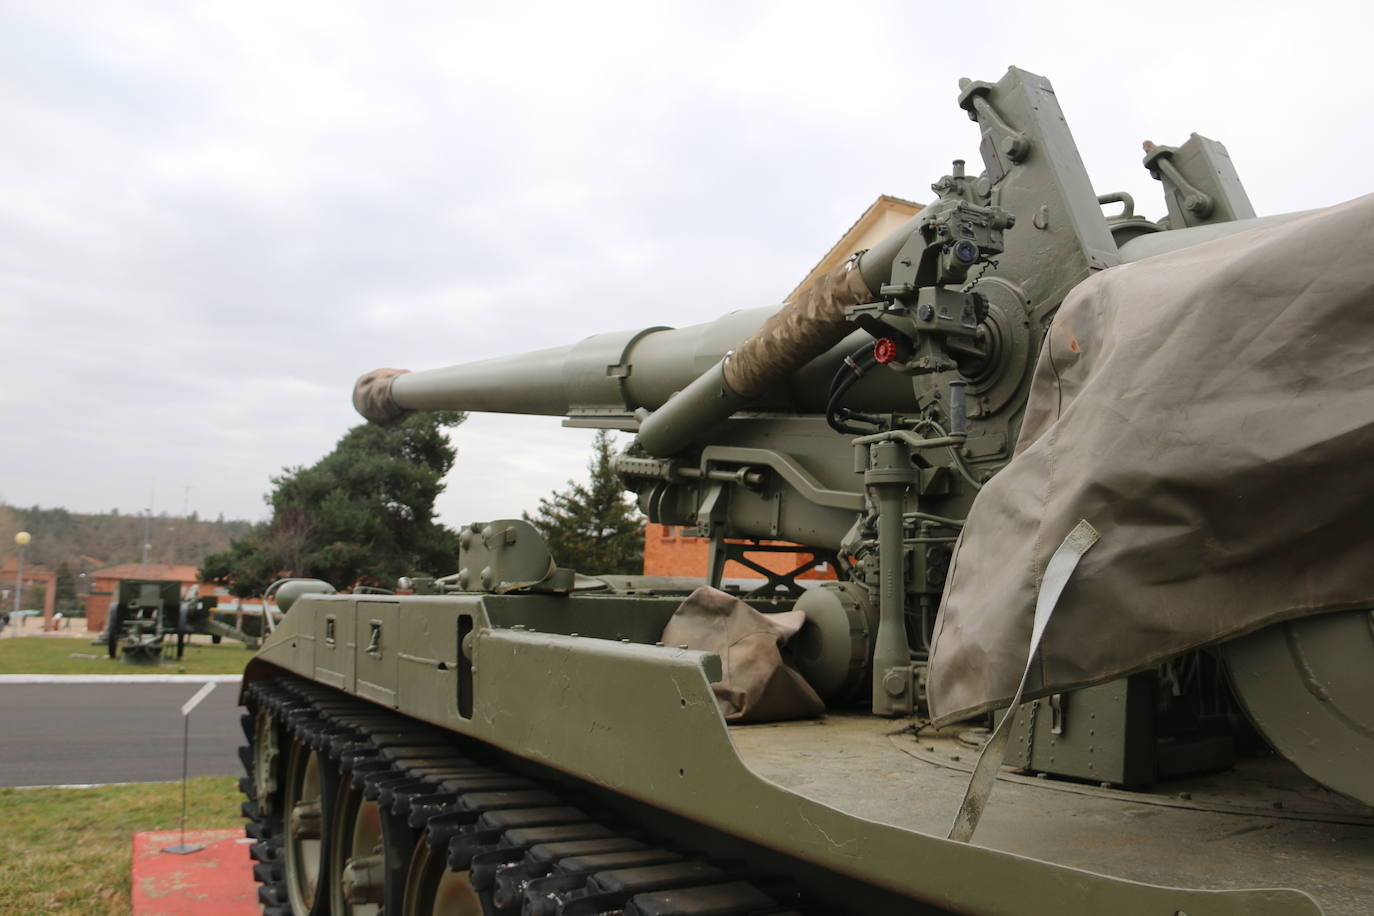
[
  {"xmin": 366, "ymin": 620, "xmax": 382, "ymax": 655},
  {"xmin": 1049, "ymin": 692, "xmax": 1065, "ymax": 735}
]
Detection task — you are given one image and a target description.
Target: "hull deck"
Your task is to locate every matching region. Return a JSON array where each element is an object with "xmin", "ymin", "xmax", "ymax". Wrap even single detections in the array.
[{"xmin": 730, "ymin": 714, "xmax": 1374, "ymax": 916}]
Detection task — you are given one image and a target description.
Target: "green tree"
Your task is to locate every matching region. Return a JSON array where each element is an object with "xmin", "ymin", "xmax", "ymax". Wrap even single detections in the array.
[
  {"xmin": 524, "ymin": 430, "xmax": 644, "ymax": 575},
  {"xmin": 54, "ymin": 561, "xmax": 77, "ymax": 613},
  {"xmin": 201, "ymin": 411, "xmax": 465, "ymax": 596},
  {"xmin": 19, "ymin": 583, "xmax": 46, "ymax": 611}
]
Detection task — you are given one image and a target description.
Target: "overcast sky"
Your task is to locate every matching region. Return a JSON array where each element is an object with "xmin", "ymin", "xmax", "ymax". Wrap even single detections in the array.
[{"xmin": 2, "ymin": 1, "xmax": 1370, "ymax": 533}]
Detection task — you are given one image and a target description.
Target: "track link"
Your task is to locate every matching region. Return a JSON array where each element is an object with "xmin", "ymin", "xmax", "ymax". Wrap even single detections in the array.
[{"xmin": 241, "ymin": 676, "xmax": 811, "ymax": 915}]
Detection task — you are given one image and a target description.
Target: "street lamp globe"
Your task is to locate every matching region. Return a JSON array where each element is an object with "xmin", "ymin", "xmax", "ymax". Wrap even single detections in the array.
[{"xmin": 14, "ymin": 531, "xmax": 30, "ymax": 547}]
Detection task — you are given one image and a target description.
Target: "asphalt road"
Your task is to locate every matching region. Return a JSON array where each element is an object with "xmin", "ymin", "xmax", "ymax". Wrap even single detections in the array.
[{"xmin": 0, "ymin": 678, "xmax": 245, "ymax": 787}]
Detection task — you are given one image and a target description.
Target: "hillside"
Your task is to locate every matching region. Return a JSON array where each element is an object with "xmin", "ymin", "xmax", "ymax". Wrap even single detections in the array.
[{"xmin": 0, "ymin": 503, "xmax": 255, "ymax": 576}]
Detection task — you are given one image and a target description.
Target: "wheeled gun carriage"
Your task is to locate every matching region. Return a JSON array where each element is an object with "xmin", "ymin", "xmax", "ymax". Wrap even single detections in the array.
[
  {"xmin": 239, "ymin": 68, "xmax": 1374, "ymax": 915},
  {"xmin": 101, "ymin": 581, "xmax": 258, "ymax": 662},
  {"xmin": 104, "ymin": 579, "xmax": 207, "ymax": 665}
]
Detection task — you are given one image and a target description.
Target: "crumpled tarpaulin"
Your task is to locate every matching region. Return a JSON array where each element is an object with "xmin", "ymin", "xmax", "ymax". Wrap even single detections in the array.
[
  {"xmin": 928, "ymin": 193, "xmax": 1374, "ymax": 723},
  {"xmin": 662, "ymin": 586, "xmax": 824, "ymax": 723}
]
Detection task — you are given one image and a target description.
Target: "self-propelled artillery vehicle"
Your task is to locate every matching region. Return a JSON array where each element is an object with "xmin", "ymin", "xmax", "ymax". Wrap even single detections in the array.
[{"xmin": 238, "ymin": 68, "xmax": 1374, "ymax": 915}]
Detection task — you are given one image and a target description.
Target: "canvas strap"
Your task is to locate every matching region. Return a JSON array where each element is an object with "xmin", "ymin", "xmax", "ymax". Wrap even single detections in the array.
[{"xmin": 948, "ymin": 519, "xmax": 1100, "ymax": 843}]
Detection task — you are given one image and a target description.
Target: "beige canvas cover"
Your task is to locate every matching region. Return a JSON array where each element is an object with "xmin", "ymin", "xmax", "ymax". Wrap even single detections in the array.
[
  {"xmin": 927, "ymin": 194, "xmax": 1374, "ymax": 723},
  {"xmin": 662, "ymin": 587, "xmax": 824, "ymax": 723}
]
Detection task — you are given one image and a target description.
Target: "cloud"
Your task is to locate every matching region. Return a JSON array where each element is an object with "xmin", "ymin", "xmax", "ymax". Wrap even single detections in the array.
[{"xmin": 1, "ymin": 0, "xmax": 1370, "ymax": 538}]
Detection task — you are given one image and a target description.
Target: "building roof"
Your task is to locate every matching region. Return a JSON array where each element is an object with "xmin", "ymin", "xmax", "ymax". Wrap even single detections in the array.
[
  {"xmin": 786, "ymin": 194, "xmax": 923, "ymax": 302},
  {"xmin": 90, "ymin": 563, "xmax": 201, "ymax": 581},
  {"xmin": 1, "ymin": 558, "xmax": 53, "ymax": 575}
]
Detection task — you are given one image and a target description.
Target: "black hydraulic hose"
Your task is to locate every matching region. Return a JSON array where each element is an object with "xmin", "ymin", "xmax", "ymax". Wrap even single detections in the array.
[
  {"xmin": 828, "ymin": 401, "xmax": 882, "ymax": 435},
  {"xmin": 827, "ymin": 380, "xmax": 878, "ymax": 433},
  {"xmin": 829, "ymin": 341, "xmax": 877, "ymax": 398},
  {"xmin": 830, "ymin": 357, "xmax": 875, "ymax": 403},
  {"xmin": 826, "ymin": 342, "xmax": 882, "ymax": 435}
]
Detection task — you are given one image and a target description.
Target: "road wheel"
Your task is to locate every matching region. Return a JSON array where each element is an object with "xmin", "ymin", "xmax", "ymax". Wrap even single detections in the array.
[
  {"xmin": 283, "ymin": 738, "xmax": 330, "ymax": 915},
  {"xmin": 329, "ymin": 778, "xmax": 385, "ymax": 916},
  {"xmin": 253, "ymin": 707, "xmax": 283, "ymax": 820},
  {"xmin": 401, "ymin": 835, "xmax": 484, "ymax": 916},
  {"xmin": 106, "ymin": 607, "xmax": 121, "ymax": 658}
]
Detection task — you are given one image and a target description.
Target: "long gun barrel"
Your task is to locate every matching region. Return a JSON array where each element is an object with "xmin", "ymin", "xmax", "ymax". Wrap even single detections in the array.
[
  {"xmin": 352, "ymin": 191, "xmax": 948, "ymax": 441},
  {"xmin": 353, "ymin": 299, "xmax": 916, "ymax": 431}
]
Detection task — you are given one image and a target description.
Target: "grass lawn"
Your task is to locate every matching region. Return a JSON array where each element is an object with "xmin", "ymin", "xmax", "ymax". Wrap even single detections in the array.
[
  {"xmin": 0, "ymin": 637, "xmax": 254, "ymax": 676},
  {"xmin": 0, "ymin": 777, "xmax": 244, "ymax": 915}
]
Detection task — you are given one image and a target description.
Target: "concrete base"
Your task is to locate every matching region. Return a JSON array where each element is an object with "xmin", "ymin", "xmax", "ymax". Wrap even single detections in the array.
[{"xmin": 131, "ymin": 829, "xmax": 258, "ymax": 915}]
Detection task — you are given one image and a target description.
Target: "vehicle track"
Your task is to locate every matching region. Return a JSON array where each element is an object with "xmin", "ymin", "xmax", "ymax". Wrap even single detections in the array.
[{"xmin": 240, "ymin": 676, "xmax": 809, "ymax": 916}]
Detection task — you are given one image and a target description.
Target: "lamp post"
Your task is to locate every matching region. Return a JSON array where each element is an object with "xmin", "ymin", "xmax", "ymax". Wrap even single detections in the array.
[{"xmin": 13, "ymin": 531, "xmax": 30, "ymax": 620}]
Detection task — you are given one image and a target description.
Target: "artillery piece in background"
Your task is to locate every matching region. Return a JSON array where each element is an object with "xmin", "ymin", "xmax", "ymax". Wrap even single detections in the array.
[
  {"xmin": 104, "ymin": 580, "xmax": 263, "ymax": 664},
  {"xmin": 104, "ymin": 579, "xmax": 190, "ymax": 665},
  {"xmin": 237, "ymin": 68, "xmax": 1374, "ymax": 915}
]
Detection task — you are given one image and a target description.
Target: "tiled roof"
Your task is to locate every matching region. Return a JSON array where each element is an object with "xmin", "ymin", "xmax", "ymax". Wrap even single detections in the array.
[
  {"xmin": 786, "ymin": 194, "xmax": 924, "ymax": 301},
  {"xmin": 1, "ymin": 558, "xmax": 53, "ymax": 575},
  {"xmin": 90, "ymin": 563, "xmax": 201, "ymax": 581},
  {"xmin": 827, "ymin": 194, "xmax": 923, "ymax": 253}
]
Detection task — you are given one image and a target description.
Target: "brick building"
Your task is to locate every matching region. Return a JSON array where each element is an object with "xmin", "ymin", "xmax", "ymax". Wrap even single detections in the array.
[
  {"xmin": 1, "ymin": 557, "xmax": 57, "ymax": 627},
  {"xmin": 642, "ymin": 525, "xmax": 837, "ymax": 582},
  {"xmin": 786, "ymin": 194, "xmax": 922, "ymax": 300}
]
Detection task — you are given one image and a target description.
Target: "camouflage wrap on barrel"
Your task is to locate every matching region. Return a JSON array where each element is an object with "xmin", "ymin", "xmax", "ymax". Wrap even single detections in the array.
[
  {"xmin": 352, "ymin": 367, "xmax": 412, "ymax": 425},
  {"xmin": 723, "ymin": 258, "xmax": 874, "ymax": 397}
]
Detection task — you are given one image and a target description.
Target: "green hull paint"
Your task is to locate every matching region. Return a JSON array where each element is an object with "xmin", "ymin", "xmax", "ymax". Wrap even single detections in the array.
[{"xmin": 245, "ymin": 594, "xmax": 1319, "ymax": 915}]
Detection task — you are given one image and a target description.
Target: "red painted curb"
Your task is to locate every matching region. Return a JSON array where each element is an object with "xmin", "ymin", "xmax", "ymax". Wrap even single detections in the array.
[{"xmin": 131, "ymin": 829, "xmax": 259, "ymax": 915}]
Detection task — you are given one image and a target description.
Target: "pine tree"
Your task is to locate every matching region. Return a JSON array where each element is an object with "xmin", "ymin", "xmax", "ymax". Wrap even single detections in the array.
[
  {"xmin": 201, "ymin": 411, "xmax": 466, "ymax": 596},
  {"xmin": 524, "ymin": 431, "xmax": 644, "ymax": 575},
  {"xmin": 54, "ymin": 561, "xmax": 77, "ymax": 613}
]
